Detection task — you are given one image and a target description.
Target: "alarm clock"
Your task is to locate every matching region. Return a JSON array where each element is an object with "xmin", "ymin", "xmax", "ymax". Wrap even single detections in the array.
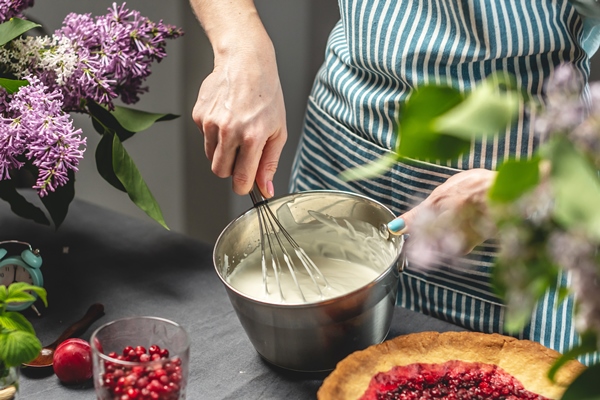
[{"xmin": 0, "ymin": 241, "xmax": 43, "ymax": 311}]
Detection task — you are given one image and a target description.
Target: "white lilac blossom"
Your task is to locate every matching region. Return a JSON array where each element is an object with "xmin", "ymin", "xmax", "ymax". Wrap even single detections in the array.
[
  {"xmin": 0, "ymin": 36, "xmax": 78, "ymax": 86},
  {"xmin": 0, "ymin": 76, "xmax": 85, "ymax": 196}
]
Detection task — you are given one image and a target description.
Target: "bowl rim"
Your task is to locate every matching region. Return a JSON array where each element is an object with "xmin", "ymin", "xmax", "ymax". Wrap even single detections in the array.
[{"xmin": 212, "ymin": 189, "xmax": 405, "ymax": 308}]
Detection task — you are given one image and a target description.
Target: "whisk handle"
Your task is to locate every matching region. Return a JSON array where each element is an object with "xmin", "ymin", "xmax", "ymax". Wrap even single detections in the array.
[{"xmin": 250, "ymin": 183, "xmax": 268, "ymax": 207}]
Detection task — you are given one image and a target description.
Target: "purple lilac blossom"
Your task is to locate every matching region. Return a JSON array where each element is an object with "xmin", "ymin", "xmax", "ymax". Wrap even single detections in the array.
[
  {"xmin": 54, "ymin": 2, "xmax": 183, "ymax": 110},
  {"xmin": 403, "ymin": 206, "xmax": 468, "ymax": 271},
  {"xmin": 0, "ymin": 0, "xmax": 33, "ymax": 23},
  {"xmin": 570, "ymin": 82, "xmax": 600, "ymax": 168},
  {"xmin": 0, "ymin": 76, "xmax": 86, "ymax": 196},
  {"xmin": 535, "ymin": 64, "xmax": 586, "ymax": 140},
  {"xmin": 0, "ymin": 88, "xmax": 26, "ymax": 180},
  {"xmin": 547, "ymin": 231, "xmax": 600, "ymax": 338}
]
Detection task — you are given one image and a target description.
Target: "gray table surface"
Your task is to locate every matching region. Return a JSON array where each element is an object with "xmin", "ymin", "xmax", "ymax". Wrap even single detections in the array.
[{"xmin": 0, "ymin": 197, "xmax": 465, "ymax": 400}]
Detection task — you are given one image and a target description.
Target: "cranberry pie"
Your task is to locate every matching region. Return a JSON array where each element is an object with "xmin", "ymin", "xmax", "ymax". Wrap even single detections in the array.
[{"xmin": 318, "ymin": 331, "xmax": 585, "ymax": 400}]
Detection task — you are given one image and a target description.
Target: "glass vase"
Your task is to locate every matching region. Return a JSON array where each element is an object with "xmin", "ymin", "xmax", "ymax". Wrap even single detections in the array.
[{"xmin": 0, "ymin": 364, "xmax": 18, "ymax": 400}]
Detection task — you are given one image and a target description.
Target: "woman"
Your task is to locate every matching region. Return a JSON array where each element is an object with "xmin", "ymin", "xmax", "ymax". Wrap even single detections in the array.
[{"xmin": 190, "ymin": 0, "xmax": 600, "ymax": 365}]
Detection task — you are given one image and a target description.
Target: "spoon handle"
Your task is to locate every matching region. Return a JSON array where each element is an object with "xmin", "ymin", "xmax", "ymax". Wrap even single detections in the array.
[{"xmin": 50, "ymin": 303, "xmax": 105, "ymax": 348}]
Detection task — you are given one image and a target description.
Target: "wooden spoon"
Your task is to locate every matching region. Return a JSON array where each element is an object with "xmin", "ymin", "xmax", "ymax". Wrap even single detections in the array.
[{"xmin": 23, "ymin": 303, "xmax": 105, "ymax": 368}]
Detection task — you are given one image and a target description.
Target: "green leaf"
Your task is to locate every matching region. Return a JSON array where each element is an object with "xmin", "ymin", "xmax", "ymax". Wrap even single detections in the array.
[
  {"xmin": 0, "ymin": 330, "xmax": 41, "ymax": 367},
  {"xmin": 0, "ymin": 286, "xmax": 7, "ymax": 303},
  {"xmin": 0, "ymin": 78, "xmax": 27, "ymax": 94},
  {"xmin": 87, "ymin": 100, "xmax": 178, "ymax": 142},
  {"xmin": 433, "ymin": 78, "xmax": 520, "ymax": 139},
  {"xmin": 111, "ymin": 105, "xmax": 178, "ymax": 135},
  {"xmin": 0, "ymin": 180, "xmax": 49, "ymax": 225},
  {"xmin": 0, "ymin": 18, "xmax": 41, "ymax": 46},
  {"xmin": 544, "ymin": 137, "xmax": 600, "ymax": 241},
  {"xmin": 561, "ymin": 363, "xmax": 600, "ymax": 400},
  {"xmin": 3, "ymin": 291, "xmax": 35, "ymax": 305},
  {"xmin": 489, "ymin": 158, "xmax": 540, "ymax": 203},
  {"xmin": 0, "ymin": 312, "xmax": 35, "ymax": 334},
  {"xmin": 549, "ymin": 332, "xmax": 597, "ymax": 382},
  {"xmin": 40, "ymin": 170, "xmax": 75, "ymax": 229},
  {"xmin": 6, "ymin": 282, "xmax": 46, "ymax": 306},
  {"xmin": 398, "ymin": 85, "xmax": 470, "ymax": 161},
  {"xmin": 96, "ymin": 131, "xmax": 126, "ymax": 191},
  {"xmin": 492, "ymin": 253, "xmax": 559, "ymax": 333},
  {"xmin": 112, "ymin": 134, "xmax": 169, "ymax": 229},
  {"xmin": 339, "ymin": 153, "xmax": 398, "ymax": 182},
  {"xmin": 87, "ymin": 99, "xmax": 126, "ymax": 138}
]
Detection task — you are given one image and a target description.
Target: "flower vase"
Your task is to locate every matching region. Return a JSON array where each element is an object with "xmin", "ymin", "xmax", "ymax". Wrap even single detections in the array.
[{"xmin": 0, "ymin": 365, "xmax": 18, "ymax": 400}]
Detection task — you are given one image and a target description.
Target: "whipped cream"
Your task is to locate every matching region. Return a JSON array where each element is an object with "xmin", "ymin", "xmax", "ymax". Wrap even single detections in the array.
[{"xmin": 225, "ymin": 210, "xmax": 398, "ymax": 304}]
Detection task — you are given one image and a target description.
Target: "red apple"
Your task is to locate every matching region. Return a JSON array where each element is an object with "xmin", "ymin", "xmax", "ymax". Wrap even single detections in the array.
[{"xmin": 53, "ymin": 338, "xmax": 93, "ymax": 384}]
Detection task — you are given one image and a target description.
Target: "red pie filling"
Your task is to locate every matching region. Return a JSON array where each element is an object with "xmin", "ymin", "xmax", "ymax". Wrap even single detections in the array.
[{"xmin": 360, "ymin": 360, "xmax": 550, "ymax": 400}]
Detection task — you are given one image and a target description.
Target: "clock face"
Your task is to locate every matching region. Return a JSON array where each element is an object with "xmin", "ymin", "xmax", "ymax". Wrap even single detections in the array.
[{"xmin": 0, "ymin": 263, "xmax": 34, "ymax": 286}]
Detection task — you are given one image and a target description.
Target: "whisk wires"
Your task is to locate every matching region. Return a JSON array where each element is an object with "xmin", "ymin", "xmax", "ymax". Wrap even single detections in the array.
[{"xmin": 250, "ymin": 185, "xmax": 328, "ymax": 302}]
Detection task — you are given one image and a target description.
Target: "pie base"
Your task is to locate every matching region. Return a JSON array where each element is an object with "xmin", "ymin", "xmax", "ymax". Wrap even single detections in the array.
[{"xmin": 317, "ymin": 331, "xmax": 586, "ymax": 400}]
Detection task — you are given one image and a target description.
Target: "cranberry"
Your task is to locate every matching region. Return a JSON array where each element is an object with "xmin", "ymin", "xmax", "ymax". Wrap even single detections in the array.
[
  {"xmin": 52, "ymin": 338, "xmax": 93, "ymax": 384},
  {"xmin": 360, "ymin": 360, "xmax": 551, "ymax": 400},
  {"xmin": 98, "ymin": 344, "xmax": 183, "ymax": 400}
]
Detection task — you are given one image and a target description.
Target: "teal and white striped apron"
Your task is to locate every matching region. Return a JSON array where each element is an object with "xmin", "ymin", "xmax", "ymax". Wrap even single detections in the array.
[{"xmin": 290, "ymin": 0, "xmax": 599, "ymax": 365}]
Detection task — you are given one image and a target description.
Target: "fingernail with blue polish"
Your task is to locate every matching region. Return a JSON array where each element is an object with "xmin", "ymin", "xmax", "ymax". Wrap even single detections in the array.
[{"xmin": 387, "ymin": 218, "xmax": 405, "ymax": 233}]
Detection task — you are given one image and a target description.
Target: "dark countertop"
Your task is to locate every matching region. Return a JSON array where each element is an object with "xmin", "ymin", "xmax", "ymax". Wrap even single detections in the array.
[{"xmin": 0, "ymin": 197, "xmax": 465, "ymax": 399}]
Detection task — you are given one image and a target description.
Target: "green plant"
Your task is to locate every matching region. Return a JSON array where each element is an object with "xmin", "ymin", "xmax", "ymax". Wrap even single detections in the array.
[
  {"xmin": 0, "ymin": 3, "xmax": 183, "ymax": 229},
  {"xmin": 0, "ymin": 282, "xmax": 47, "ymax": 375},
  {"xmin": 342, "ymin": 67, "xmax": 600, "ymax": 398}
]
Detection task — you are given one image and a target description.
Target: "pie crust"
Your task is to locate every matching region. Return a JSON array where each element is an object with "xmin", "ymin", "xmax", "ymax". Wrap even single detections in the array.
[{"xmin": 317, "ymin": 331, "xmax": 586, "ymax": 400}]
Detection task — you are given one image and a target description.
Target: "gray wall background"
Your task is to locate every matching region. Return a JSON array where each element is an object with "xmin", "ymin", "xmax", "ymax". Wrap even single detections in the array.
[
  {"xmin": 26, "ymin": 0, "xmax": 340, "ymax": 244},
  {"xmin": 23, "ymin": 1, "xmax": 600, "ymax": 244}
]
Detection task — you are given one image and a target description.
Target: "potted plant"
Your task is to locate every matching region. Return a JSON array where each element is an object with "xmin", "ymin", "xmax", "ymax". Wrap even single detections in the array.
[{"xmin": 0, "ymin": 282, "xmax": 47, "ymax": 399}]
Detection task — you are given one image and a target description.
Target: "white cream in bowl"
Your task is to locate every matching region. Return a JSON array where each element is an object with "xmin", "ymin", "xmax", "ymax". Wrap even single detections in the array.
[{"xmin": 226, "ymin": 211, "xmax": 397, "ymax": 304}]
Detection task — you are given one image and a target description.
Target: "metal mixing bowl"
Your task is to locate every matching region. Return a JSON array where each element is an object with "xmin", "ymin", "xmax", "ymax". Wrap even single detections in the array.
[{"xmin": 213, "ymin": 190, "xmax": 405, "ymax": 372}]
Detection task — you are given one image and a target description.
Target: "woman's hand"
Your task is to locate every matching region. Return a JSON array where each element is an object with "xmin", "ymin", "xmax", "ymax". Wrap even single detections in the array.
[
  {"xmin": 190, "ymin": 0, "xmax": 287, "ymax": 198},
  {"xmin": 389, "ymin": 168, "xmax": 497, "ymax": 255}
]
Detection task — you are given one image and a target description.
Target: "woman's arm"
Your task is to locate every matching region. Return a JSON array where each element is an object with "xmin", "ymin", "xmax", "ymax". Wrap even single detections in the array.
[{"xmin": 190, "ymin": 0, "xmax": 287, "ymax": 198}]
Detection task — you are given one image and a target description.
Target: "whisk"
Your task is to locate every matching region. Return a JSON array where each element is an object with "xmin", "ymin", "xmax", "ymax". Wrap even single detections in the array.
[{"xmin": 249, "ymin": 184, "xmax": 328, "ymax": 302}]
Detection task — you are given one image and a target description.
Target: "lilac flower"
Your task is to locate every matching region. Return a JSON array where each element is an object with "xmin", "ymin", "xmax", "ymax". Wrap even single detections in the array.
[
  {"xmin": 0, "ymin": 76, "xmax": 86, "ymax": 196},
  {"xmin": 0, "ymin": 0, "xmax": 33, "ymax": 23},
  {"xmin": 534, "ymin": 64, "xmax": 586, "ymax": 140},
  {"xmin": 0, "ymin": 89, "xmax": 26, "ymax": 180},
  {"xmin": 0, "ymin": 36, "xmax": 78, "ymax": 86},
  {"xmin": 0, "ymin": 3, "xmax": 182, "ymax": 111},
  {"xmin": 569, "ymin": 82, "xmax": 600, "ymax": 168},
  {"xmin": 547, "ymin": 231, "xmax": 600, "ymax": 337},
  {"xmin": 54, "ymin": 2, "xmax": 183, "ymax": 109},
  {"xmin": 533, "ymin": 63, "xmax": 600, "ymax": 169},
  {"xmin": 403, "ymin": 206, "xmax": 467, "ymax": 270}
]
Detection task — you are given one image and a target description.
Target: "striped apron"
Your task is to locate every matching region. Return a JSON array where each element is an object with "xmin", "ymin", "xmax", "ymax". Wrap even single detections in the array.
[{"xmin": 290, "ymin": 0, "xmax": 599, "ymax": 365}]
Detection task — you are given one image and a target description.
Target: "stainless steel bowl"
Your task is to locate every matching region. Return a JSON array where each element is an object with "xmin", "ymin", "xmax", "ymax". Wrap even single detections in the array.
[{"xmin": 213, "ymin": 190, "xmax": 405, "ymax": 372}]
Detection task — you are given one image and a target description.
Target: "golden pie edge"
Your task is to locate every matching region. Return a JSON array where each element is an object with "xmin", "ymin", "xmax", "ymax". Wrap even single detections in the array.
[{"xmin": 317, "ymin": 331, "xmax": 586, "ymax": 400}]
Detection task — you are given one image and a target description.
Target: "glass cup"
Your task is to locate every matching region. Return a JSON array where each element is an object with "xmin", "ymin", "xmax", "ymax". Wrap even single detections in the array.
[{"xmin": 91, "ymin": 316, "xmax": 190, "ymax": 400}]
